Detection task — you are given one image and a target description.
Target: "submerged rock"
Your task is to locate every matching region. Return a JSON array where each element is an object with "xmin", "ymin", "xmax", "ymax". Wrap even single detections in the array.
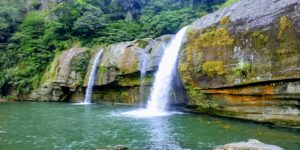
[
  {"xmin": 113, "ymin": 145, "xmax": 130, "ymax": 150},
  {"xmin": 214, "ymin": 139, "xmax": 284, "ymax": 150}
]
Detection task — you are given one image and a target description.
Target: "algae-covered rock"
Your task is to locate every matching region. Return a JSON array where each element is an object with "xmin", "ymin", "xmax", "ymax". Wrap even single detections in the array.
[
  {"xmin": 24, "ymin": 47, "xmax": 88, "ymax": 101},
  {"xmin": 22, "ymin": 34, "xmax": 175, "ymax": 103},
  {"xmin": 85, "ymin": 35, "xmax": 173, "ymax": 87},
  {"xmin": 179, "ymin": 0, "xmax": 300, "ymax": 127},
  {"xmin": 82, "ymin": 35, "xmax": 174, "ymax": 104}
]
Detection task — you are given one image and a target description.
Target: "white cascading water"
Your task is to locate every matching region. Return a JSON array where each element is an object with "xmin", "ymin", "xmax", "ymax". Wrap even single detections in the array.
[
  {"xmin": 139, "ymin": 40, "xmax": 154, "ymax": 103},
  {"xmin": 146, "ymin": 26, "xmax": 187, "ymax": 111},
  {"xmin": 83, "ymin": 49, "xmax": 103, "ymax": 104},
  {"xmin": 123, "ymin": 26, "xmax": 187, "ymax": 117}
]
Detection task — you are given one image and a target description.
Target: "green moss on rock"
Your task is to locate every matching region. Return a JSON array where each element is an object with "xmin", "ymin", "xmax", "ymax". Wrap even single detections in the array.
[
  {"xmin": 277, "ymin": 16, "xmax": 298, "ymax": 55},
  {"xmin": 202, "ymin": 61, "xmax": 225, "ymax": 76},
  {"xmin": 117, "ymin": 75, "xmax": 153, "ymax": 87},
  {"xmin": 233, "ymin": 62, "xmax": 252, "ymax": 79},
  {"xmin": 135, "ymin": 39, "xmax": 149, "ymax": 49},
  {"xmin": 251, "ymin": 31, "xmax": 270, "ymax": 49},
  {"xmin": 194, "ymin": 107, "xmax": 241, "ymax": 117},
  {"xmin": 185, "ymin": 25, "xmax": 234, "ymax": 74},
  {"xmin": 71, "ymin": 52, "xmax": 90, "ymax": 81},
  {"xmin": 220, "ymin": 16, "xmax": 230, "ymax": 26},
  {"xmin": 40, "ymin": 51, "xmax": 61, "ymax": 85},
  {"xmin": 97, "ymin": 66, "xmax": 109, "ymax": 84}
]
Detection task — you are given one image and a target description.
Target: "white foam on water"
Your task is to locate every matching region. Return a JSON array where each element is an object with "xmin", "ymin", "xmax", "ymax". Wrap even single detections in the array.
[
  {"xmin": 121, "ymin": 109, "xmax": 183, "ymax": 118},
  {"xmin": 72, "ymin": 102, "xmax": 94, "ymax": 106}
]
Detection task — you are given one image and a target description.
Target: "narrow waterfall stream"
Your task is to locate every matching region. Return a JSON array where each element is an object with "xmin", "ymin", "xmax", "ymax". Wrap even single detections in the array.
[
  {"xmin": 139, "ymin": 40, "xmax": 154, "ymax": 104},
  {"xmin": 123, "ymin": 26, "xmax": 188, "ymax": 117},
  {"xmin": 83, "ymin": 49, "xmax": 103, "ymax": 104}
]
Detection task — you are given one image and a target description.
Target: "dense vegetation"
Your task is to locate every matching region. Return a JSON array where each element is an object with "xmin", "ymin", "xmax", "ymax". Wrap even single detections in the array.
[{"xmin": 0, "ymin": 0, "xmax": 230, "ymax": 96}]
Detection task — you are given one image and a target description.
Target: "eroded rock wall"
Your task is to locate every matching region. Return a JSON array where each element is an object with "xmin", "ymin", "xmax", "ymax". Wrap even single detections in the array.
[
  {"xmin": 79, "ymin": 35, "xmax": 185, "ymax": 104},
  {"xmin": 23, "ymin": 47, "xmax": 88, "ymax": 101},
  {"xmin": 178, "ymin": 0, "xmax": 300, "ymax": 127},
  {"xmin": 22, "ymin": 35, "xmax": 188, "ymax": 105}
]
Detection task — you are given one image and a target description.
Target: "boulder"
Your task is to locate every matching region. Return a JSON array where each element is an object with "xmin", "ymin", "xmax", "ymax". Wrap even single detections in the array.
[
  {"xmin": 113, "ymin": 145, "xmax": 130, "ymax": 150},
  {"xmin": 214, "ymin": 139, "xmax": 283, "ymax": 150}
]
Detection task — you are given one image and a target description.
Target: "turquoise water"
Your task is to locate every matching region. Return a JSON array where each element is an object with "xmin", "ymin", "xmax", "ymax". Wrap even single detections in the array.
[{"xmin": 0, "ymin": 102, "xmax": 299, "ymax": 150}]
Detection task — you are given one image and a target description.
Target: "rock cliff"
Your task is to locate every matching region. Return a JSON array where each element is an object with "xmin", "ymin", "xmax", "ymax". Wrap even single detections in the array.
[
  {"xmin": 11, "ymin": 0, "xmax": 300, "ymax": 128},
  {"xmin": 22, "ymin": 47, "xmax": 88, "ymax": 101},
  {"xmin": 178, "ymin": 0, "xmax": 300, "ymax": 127},
  {"xmin": 80, "ymin": 35, "xmax": 177, "ymax": 104},
  {"xmin": 21, "ymin": 35, "xmax": 189, "ymax": 105}
]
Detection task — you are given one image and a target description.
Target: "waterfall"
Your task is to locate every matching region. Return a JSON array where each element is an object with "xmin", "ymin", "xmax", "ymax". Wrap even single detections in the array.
[
  {"xmin": 123, "ymin": 26, "xmax": 187, "ymax": 117},
  {"xmin": 139, "ymin": 40, "xmax": 154, "ymax": 103},
  {"xmin": 146, "ymin": 26, "xmax": 187, "ymax": 112},
  {"xmin": 83, "ymin": 49, "xmax": 103, "ymax": 104}
]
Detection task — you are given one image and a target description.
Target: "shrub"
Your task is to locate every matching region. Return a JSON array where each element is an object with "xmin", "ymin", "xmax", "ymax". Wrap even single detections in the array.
[{"xmin": 233, "ymin": 62, "xmax": 251, "ymax": 78}]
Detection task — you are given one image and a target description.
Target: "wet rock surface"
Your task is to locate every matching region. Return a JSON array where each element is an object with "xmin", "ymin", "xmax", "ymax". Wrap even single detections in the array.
[
  {"xmin": 214, "ymin": 139, "xmax": 284, "ymax": 150},
  {"xmin": 22, "ymin": 47, "xmax": 87, "ymax": 101},
  {"xmin": 84, "ymin": 35, "xmax": 175, "ymax": 104},
  {"xmin": 21, "ymin": 35, "xmax": 187, "ymax": 104},
  {"xmin": 179, "ymin": 0, "xmax": 300, "ymax": 127},
  {"xmin": 113, "ymin": 145, "xmax": 130, "ymax": 150}
]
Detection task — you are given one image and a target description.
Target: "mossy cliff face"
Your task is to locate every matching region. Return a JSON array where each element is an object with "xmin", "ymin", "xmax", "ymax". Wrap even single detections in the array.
[
  {"xmin": 18, "ymin": 35, "xmax": 177, "ymax": 103},
  {"xmin": 179, "ymin": 0, "xmax": 300, "ymax": 127},
  {"xmin": 21, "ymin": 47, "xmax": 89, "ymax": 101},
  {"xmin": 76, "ymin": 35, "xmax": 175, "ymax": 104}
]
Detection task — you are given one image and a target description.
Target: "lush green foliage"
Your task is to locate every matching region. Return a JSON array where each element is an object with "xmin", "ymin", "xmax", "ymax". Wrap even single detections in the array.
[
  {"xmin": 0, "ymin": 11, "xmax": 73, "ymax": 95},
  {"xmin": 0, "ymin": 0, "xmax": 26, "ymax": 49},
  {"xmin": 73, "ymin": 5, "xmax": 108, "ymax": 37},
  {"xmin": 0, "ymin": 0, "xmax": 225, "ymax": 96},
  {"xmin": 71, "ymin": 52, "xmax": 91, "ymax": 79},
  {"xmin": 90, "ymin": 20, "xmax": 143, "ymax": 45}
]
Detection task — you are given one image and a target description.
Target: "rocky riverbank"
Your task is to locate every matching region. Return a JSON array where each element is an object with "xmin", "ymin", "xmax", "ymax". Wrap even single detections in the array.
[{"xmin": 0, "ymin": 98, "xmax": 8, "ymax": 102}]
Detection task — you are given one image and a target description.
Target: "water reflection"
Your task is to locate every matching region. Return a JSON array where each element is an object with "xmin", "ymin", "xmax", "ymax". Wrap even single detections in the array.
[
  {"xmin": 67, "ymin": 105, "xmax": 97, "ymax": 149},
  {"xmin": 1, "ymin": 103, "xmax": 299, "ymax": 150},
  {"xmin": 146, "ymin": 117, "xmax": 186, "ymax": 150}
]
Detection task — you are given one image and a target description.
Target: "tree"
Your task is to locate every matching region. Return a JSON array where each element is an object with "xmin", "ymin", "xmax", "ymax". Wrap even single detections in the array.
[
  {"xmin": 73, "ymin": 5, "xmax": 108, "ymax": 37},
  {"xmin": 0, "ymin": 0, "xmax": 26, "ymax": 49}
]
